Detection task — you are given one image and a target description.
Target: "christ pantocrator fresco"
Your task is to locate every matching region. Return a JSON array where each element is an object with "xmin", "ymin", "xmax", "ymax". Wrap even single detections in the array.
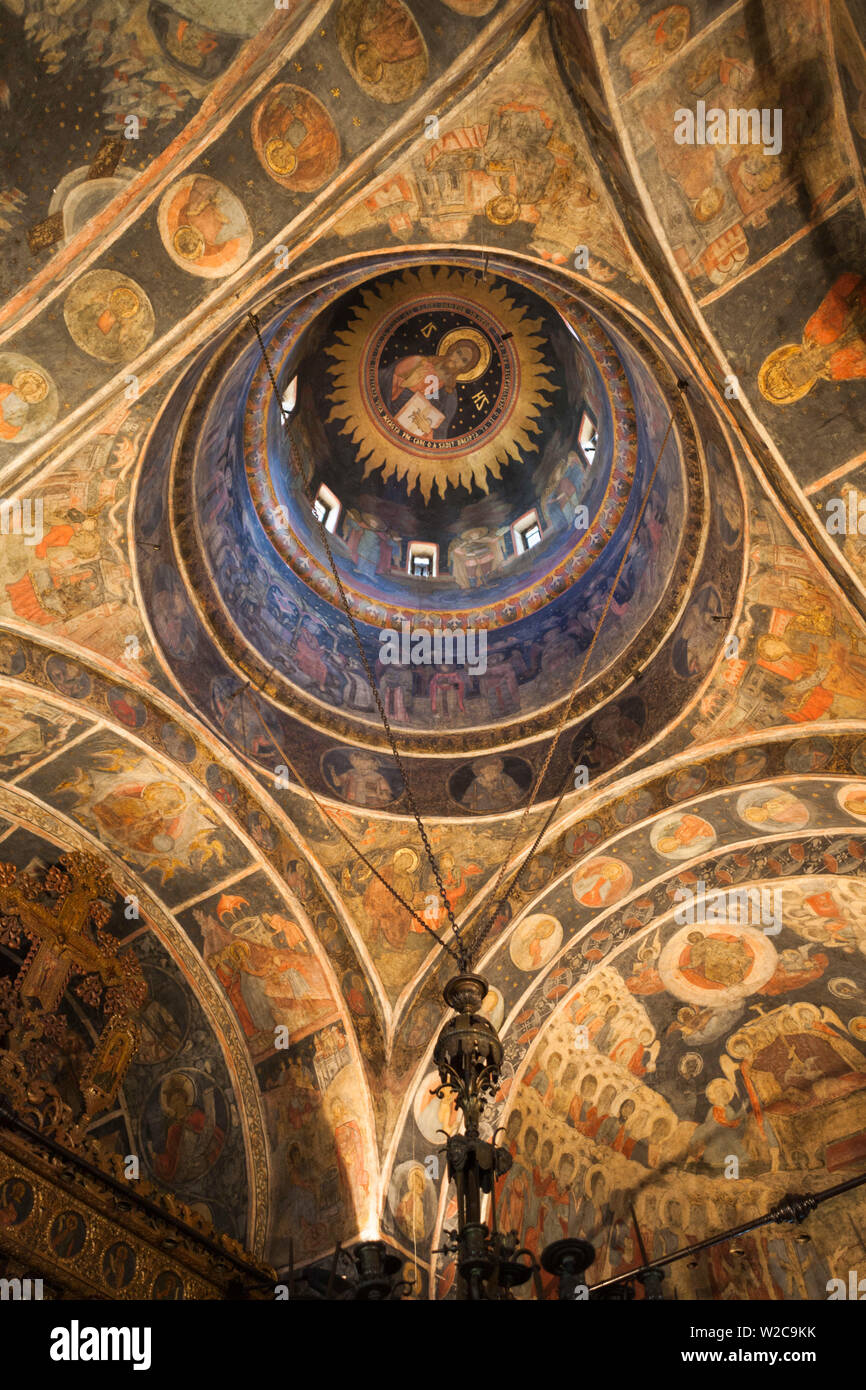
[{"xmin": 327, "ymin": 267, "xmax": 556, "ymax": 500}]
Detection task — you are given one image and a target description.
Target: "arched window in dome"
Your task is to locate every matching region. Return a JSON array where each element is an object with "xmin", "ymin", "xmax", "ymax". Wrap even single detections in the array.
[
  {"xmin": 313, "ymin": 482, "xmax": 341, "ymax": 534},
  {"xmin": 513, "ymin": 509, "xmax": 543, "ymax": 555},
  {"xmin": 407, "ymin": 540, "xmax": 438, "ymax": 578},
  {"xmin": 579, "ymin": 409, "xmax": 598, "ymax": 465},
  {"xmin": 281, "ymin": 375, "xmax": 298, "ymax": 417}
]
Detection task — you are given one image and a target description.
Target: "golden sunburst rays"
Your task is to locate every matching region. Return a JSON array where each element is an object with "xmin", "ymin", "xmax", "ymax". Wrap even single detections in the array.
[{"xmin": 325, "ymin": 267, "xmax": 557, "ymax": 502}]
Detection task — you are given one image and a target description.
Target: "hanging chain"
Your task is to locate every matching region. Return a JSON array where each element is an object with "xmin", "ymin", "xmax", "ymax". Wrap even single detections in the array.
[
  {"xmin": 240, "ymin": 682, "xmax": 463, "ymax": 965},
  {"xmin": 249, "ymin": 313, "xmax": 468, "ymax": 970},
  {"xmin": 467, "ymin": 381, "xmax": 689, "ymax": 964},
  {"xmin": 223, "ymin": 673, "xmax": 459, "ymax": 961}
]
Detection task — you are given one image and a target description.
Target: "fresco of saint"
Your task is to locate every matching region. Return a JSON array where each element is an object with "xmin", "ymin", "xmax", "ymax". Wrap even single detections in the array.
[
  {"xmin": 380, "ymin": 337, "xmax": 482, "ymax": 441},
  {"xmin": 459, "ymin": 756, "xmax": 525, "ymax": 812},
  {"xmin": 146, "ymin": 1073, "xmax": 225, "ymax": 1186},
  {"xmin": 759, "ymin": 273, "xmax": 866, "ymax": 405},
  {"xmin": 0, "ymin": 368, "xmax": 50, "ymax": 441}
]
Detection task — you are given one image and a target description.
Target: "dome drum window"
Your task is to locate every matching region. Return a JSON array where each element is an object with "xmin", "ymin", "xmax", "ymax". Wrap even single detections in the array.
[
  {"xmin": 313, "ymin": 482, "xmax": 341, "ymax": 534},
  {"xmin": 407, "ymin": 540, "xmax": 438, "ymax": 578},
  {"xmin": 579, "ymin": 409, "xmax": 598, "ymax": 465},
  {"xmin": 512, "ymin": 509, "xmax": 543, "ymax": 555}
]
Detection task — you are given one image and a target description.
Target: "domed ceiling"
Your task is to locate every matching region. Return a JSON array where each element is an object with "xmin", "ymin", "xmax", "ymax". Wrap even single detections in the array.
[
  {"xmin": 2, "ymin": 0, "xmax": 866, "ymax": 1305},
  {"xmin": 133, "ymin": 250, "xmax": 738, "ymax": 816}
]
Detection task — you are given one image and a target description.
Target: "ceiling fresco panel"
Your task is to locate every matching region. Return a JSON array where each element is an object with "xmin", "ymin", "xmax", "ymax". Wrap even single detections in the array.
[{"xmin": 4, "ymin": 0, "xmax": 866, "ymax": 1305}]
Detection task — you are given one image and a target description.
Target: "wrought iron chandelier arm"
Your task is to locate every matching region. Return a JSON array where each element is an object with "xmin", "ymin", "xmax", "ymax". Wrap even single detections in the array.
[{"xmin": 587, "ymin": 1168, "xmax": 866, "ymax": 1297}]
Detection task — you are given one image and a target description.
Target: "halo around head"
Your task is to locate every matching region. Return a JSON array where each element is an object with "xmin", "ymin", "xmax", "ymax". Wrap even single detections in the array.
[
  {"xmin": 438, "ymin": 327, "xmax": 491, "ymax": 382},
  {"xmin": 758, "ymin": 343, "xmax": 815, "ymax": 405}
]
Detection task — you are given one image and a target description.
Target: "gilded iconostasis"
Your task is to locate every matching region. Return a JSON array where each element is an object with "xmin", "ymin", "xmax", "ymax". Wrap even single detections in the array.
[{"xmin": 1, "ymin": 0, "xmax": 866, "ymax": 1304}]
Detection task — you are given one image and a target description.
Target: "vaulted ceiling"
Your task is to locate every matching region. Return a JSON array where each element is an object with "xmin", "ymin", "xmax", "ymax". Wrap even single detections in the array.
[{"xmin": 2, "ymin": 0, "xmax": 866, "ymax": 1300}]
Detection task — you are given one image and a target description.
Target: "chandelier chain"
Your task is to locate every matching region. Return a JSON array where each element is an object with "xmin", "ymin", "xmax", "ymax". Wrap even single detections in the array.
[
  {"xmin": 243, "ymin": 682, "xmax": 463, "ymax": 964},
  {"xmin": 250, "ymin": 313, "xmax": 467, "ymax": 969}
]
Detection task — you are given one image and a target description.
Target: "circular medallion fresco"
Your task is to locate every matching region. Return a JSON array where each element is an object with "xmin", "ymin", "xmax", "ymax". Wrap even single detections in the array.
[
  {"xmin": 366, "ymin": 307, "xmax": 510, "ymax": 449},
  {"xmin": 736, "ymin": 786, "xmax": 810, "ymax": 831},
  {"xmin": 509, "ymin": 913, "xmax": 563, "ymax": 971},
  {"xmin": 650, "ymin": 810, "xmax": 717, "ymax": 861},
  {"xmin": 251, "ymin": 84, "xmax": 340, "ymax": 192},
  {"xmin": 571, "ymin": 855, "xmax": 633, "ymax": 908},
  {"xmin": 0, "ymin": 352, "xmax": 58, "ymax": 443},
  {"xmin": 388, "ymin": 1159, "xmax": 436, "ymax": 1242},
  {"xmin": 658, "ymin": 923, "xmax": 778, "ymax": 1005},
  {"xmin": 837, "ymin": 782, "xmax": 866, "ymax": 822},
  {"xmin": 63, "ymin": 269, "xmax": 155, "ymax": 364},
  {"xmin": 414, "ymin": 1069, "xmax": 460, "ymax": 1142},
  {"xmin": 337, "ymin": 0, "xmax": 428, "ymax": 105},
  {"xmin": 326, "ymin": 268, "xmax": 556, "ymax": 500},
  {"xmin": 158, "ymin": 174, "xmax": 252, "ymax": 278}
]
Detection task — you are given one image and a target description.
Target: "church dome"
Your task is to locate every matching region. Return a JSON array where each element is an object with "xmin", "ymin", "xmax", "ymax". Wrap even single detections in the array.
[{"xmin": 135, "ymin": 251, "xmax": 735, "ymax": 811}]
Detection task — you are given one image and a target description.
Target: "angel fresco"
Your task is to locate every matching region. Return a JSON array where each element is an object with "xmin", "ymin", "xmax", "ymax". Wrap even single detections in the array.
[
  {"xmin": 89, "ymin": 779, "xmax": 182, "ymax": 849},
  {"xmin": 53, "ymin": 747, "xmax": 231, "ymax": 887},
  {"xmin": 198, "ymin": 898, "xmax": 335, "ymax": 1049}
]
